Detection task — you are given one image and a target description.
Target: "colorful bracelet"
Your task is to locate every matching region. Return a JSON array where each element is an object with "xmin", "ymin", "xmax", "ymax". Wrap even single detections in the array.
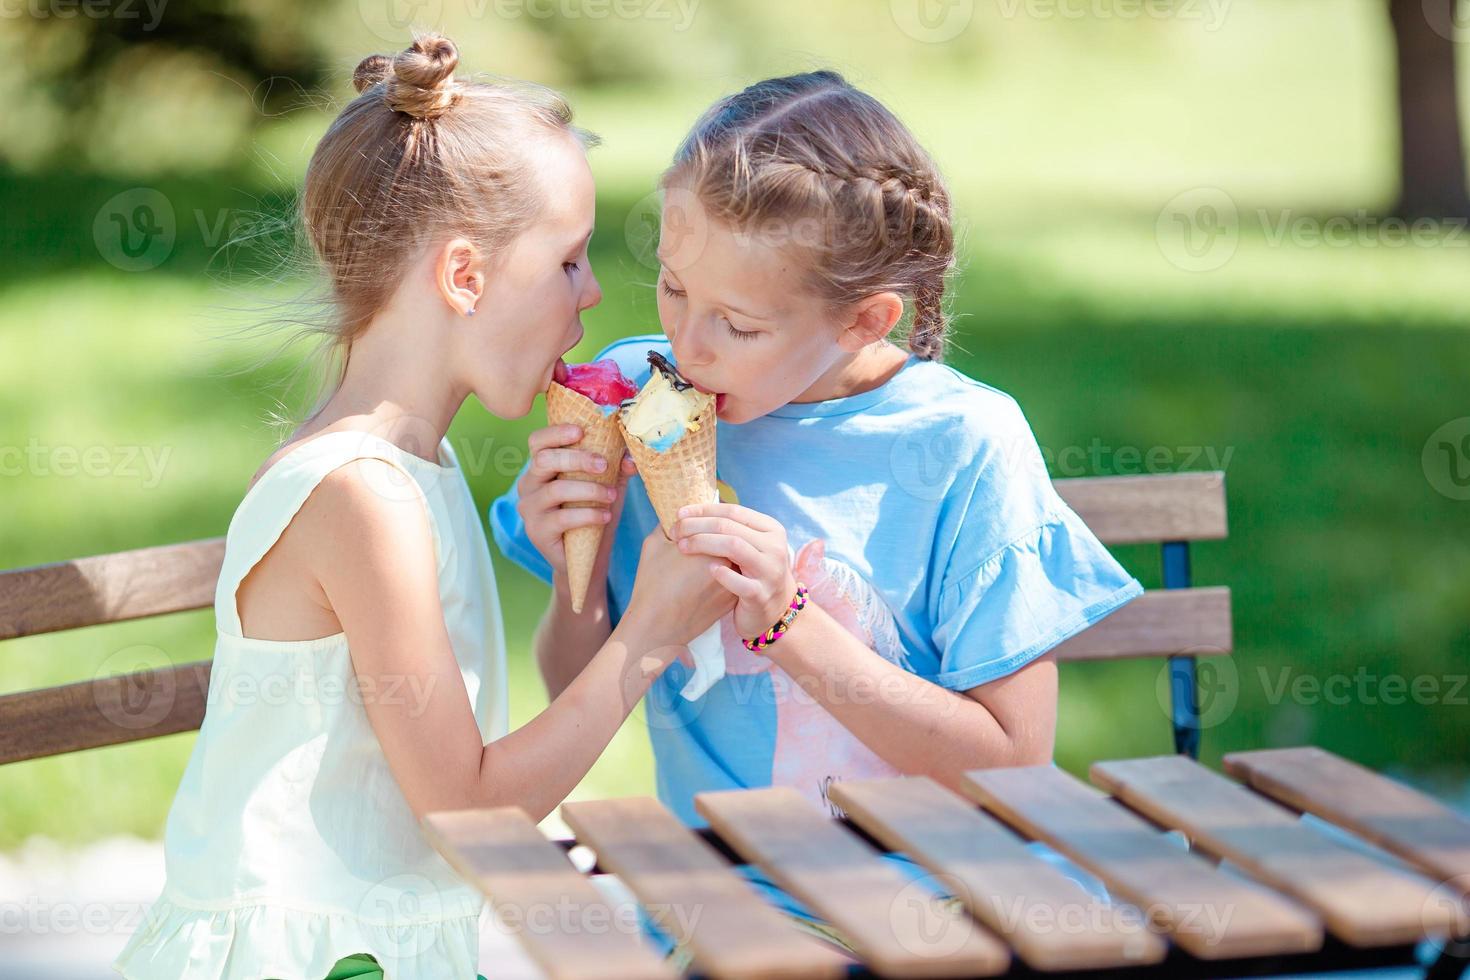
[{"xmin": 742, "ymin": 584, "xmax": 810, "ymax": 652}]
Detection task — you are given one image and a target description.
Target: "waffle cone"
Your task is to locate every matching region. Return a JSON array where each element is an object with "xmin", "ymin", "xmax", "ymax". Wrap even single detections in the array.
[
  {"xmin": 618, "ymin": 397, "xmax": 718, "ymax": 537},
  {"xmin": 545, "ymin": 382, "xmax": 626, "ymax": 614}
]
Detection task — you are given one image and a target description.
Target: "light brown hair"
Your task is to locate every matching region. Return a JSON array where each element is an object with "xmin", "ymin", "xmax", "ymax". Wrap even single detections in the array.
[
  {"xmin": 297, "ymin": 33, "xmax": 594, "ymax": 388},
  {"xmin": 665, "ymin": 71, "xmax": 955, "ymax": 361}
]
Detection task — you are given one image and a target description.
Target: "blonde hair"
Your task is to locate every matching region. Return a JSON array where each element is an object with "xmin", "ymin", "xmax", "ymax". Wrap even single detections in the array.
[
  {"xmin": 665, "ymin": 71, "xmax": 955, "ymax": 361},
  {"xmin": 298, "ymin": 33, "xmax": 594, "ymax": 396}
]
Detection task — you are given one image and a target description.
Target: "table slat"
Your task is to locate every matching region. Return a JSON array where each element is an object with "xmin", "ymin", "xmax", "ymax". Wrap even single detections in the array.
[
  {"xmin": 962, "ymin": 766, "xmax": 1324, "ymax": 959},
  {"xmin": 695, "ymin": 787, "xmax": 1010, "ymax": 978},
  {"xmin": 561, "ymin": 797, "xmax": 850, "ymax": 980},
  {"xmin": 828, "ymin": 776, "xmax": 1167, "ymax": 971},
  {"xmin": 1224, "ymin": 747, "xmax": 1470, "ymax": 897},
  {"xmin": 422, "ymin": 809, "xmax": 676, "ymax": 980},
  {"xmin": 1092, "ymin": 755, "xmax": 1460, "ymax": 945}
]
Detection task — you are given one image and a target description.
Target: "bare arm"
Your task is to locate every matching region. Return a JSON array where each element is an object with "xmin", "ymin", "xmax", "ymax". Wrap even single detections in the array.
[
  {"xmin": 517, "ymin": 423, "xmax": 637, "ymax": 700},
  {"xmin": 760, "ymin": 605, "xmax": 1056, "ymax": 789},
  {"xmin": 307, "ymin": 460, "xmax": 732, "ymax": 824},
  {"xmin": 675, "ymin": 502, "xmax": 1056, "ymax": 792},
  {"xmin": 533, "ymin": 571, "xmax": 615, "ymax": 700}
]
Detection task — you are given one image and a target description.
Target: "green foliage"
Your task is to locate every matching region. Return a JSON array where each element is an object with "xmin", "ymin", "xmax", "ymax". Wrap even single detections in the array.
[{"xmin": 2, "ymin": 0, "xmax": 1468, "ymax": 846}]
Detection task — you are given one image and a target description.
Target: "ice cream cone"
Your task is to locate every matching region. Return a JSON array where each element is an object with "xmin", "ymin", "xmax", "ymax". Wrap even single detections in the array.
[
  {"xmin": 619, "ymin": 397, "xmax": 718, "ymax": 537},
  {"xmin": 545, "ymin": 382, "xmax": 626, "ymax": 613}
]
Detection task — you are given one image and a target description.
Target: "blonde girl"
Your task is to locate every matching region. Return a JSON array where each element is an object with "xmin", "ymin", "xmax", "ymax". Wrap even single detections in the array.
[{"xmin": 116, "ymin": 35, "xmax": 729, "ymax": 980}]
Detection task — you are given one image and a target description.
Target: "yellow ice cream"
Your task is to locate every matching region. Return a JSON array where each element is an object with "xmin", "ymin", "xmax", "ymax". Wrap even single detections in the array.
[{"xmin": 619, "ymin": 364, "xmax": 711, "ymax": 452}]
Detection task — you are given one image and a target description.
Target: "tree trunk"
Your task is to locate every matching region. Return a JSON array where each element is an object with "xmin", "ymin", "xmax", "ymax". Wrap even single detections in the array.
[{"xmin": 1389, "ymin": 0, "xmax": 1470, "ymax": 218}]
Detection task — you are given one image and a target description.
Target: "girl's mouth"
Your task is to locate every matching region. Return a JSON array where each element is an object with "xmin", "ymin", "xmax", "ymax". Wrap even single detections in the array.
[{"xmin": 684, "ymin": 375, "xmax": 726, "ymax": 415}]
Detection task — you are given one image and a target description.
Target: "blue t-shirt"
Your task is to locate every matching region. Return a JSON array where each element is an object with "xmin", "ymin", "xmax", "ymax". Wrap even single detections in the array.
[{"xmin": 490, "ymin": 335, "xmax": 1142, "ymax": 827}]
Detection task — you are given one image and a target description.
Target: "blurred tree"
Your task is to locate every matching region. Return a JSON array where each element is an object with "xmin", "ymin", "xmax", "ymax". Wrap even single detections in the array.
[
  {"xmin": 12, "ymin": 0, "xmax": 325, "ymax": 167},
  {"xmin": 1388, "ymin": 0, "xmax": 1470, "ymax": 218}
]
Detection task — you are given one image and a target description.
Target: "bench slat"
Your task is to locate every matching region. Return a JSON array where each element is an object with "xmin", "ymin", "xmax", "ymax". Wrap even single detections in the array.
[
  {"xmin": 1055, "ymin": 472, "xmax": 1227, "ymax": 544},
  {"xmin": 962, "ymin": 766, "xmax": 1323, "ymax": 959},
  {"xmin": 422, "ymin": 808, "xmax": 676, "ymax": 980},
  {"xmin": 828, "ymin": 776, "xmax": 1166, "ymax": 970},
  {"xmin": 1223, "ymin": 747, "xmax": 1470, "ymax": 895},
  {"xmin": 0, "ymin": 661, "xmax": 211, "ymax": 764},
  {"xmin": 1052, "ymin": 587, "xmax": 1232, "ymax": 661},
  {"xmin": 0, "ymin": 538, "xmax": 225, "ymax": 641},
  {"xmin": 695, "ymin": 787, "xmax": 1011, "ymax": 978},
  {"xmin": 1091, "ymin": 755, "xmax": 1459, "ymax": 945},
  {"xmin": 561, "ymin": 797, "xmax": 849, "ymax": 980}
]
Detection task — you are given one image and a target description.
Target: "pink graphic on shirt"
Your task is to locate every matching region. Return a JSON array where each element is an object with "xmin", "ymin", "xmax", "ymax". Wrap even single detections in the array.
[{"xmin": 696, "ymin": 538, "xmax": 912, "ymax": 815}]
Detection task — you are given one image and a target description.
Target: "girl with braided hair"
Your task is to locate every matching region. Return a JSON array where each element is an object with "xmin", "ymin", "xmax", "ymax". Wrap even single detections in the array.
[{"xmin": 493, "ymin": 71, "xmax": 1140, "ymax": 938}]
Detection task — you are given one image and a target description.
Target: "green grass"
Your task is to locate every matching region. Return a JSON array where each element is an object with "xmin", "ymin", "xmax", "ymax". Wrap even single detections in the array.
[
  {"xmin": 3, "ymin": 190, "xmax": 1468, "ymax": 846},
  {"xmin": 5, "ymin": 6, "xmax": 1470, "ymax": 842}
]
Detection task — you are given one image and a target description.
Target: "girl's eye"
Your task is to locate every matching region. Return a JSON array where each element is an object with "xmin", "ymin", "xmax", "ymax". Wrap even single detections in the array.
[
  {"xmin": 661, "ymin": 281, "xmax": 685, "ymax": 299},
  {"xmin": 563, "ymin": 261, "xmax": 580, "ymax": 274},
  {"xmin": 725, "ymin": 321, "xmax": 759, "ymax": 342}
]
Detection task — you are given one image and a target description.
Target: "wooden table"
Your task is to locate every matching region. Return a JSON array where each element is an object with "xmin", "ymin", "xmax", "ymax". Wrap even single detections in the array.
[{"xmin": 423, "ymin": 747, "xmax": 1470, "ymax": 979}]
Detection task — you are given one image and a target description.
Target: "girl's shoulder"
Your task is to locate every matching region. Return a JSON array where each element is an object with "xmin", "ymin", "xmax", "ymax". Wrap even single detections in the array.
[
  {"xmin": 886, "ymin": 359, "xmax": 1037, "ymax": 445},
  {"xmin": 880, "ymin": 361, "xmax": 1058, "ymax": 515}
]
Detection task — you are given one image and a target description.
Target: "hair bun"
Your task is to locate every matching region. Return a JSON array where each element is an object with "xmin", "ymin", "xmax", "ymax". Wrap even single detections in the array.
[
  {"xmin": 384, "ymin": 33, "xmax": 462, "ymax": 120},
  {"xmin": 352, "ymin": 54, "xmax": 392, "ymax": 94}
]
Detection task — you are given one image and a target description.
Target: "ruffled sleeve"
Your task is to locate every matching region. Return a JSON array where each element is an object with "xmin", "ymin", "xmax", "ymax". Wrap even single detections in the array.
[{"xmin": 928, "ymin": 507, "xmax": 1143, "ymax": 691}]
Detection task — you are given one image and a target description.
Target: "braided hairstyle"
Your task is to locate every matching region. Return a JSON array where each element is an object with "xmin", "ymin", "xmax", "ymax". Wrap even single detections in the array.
[{"xmin": 665, "ymin": 71, "xmax": 955, "ymax": 361}]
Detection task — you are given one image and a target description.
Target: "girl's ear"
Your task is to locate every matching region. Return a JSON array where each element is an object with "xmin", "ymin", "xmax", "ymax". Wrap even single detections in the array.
[
  {"xmin": 836, "ymin": 291, "xmax": 905, "ymax": 353},
  {"xmin": 436, "ymin": 238, "xmax": 486, "ymax": 317}
]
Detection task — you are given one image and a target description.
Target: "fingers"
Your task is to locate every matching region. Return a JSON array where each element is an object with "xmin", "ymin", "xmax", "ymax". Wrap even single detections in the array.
[
  {"xmin": 530, "ymin": 447, "xmax": 609, "ymax": 480},
  {"xmin": 547, "ymin": 506, "xmax": 613, "ymax": 535},
  {"xmin": 527, "ymin": 425, "xmax": 584, "ymax": 453},
  {"xmin": 678, "ymin": 532, "xmax": 764, "ymax": 569},
  {"xmin": 709, "ymin": 563, "xmax": 763, "ymax": 601},
  {"xmin": 532, "ymin": 478, "xmax": 618, "ymax": 508},
  {"xmin": 677, "ymin": 502, "xmax": 779, "ymax": 533},
  {"xmin": 674, "ymin": 515, "xmax": 751, "ymax": 539}
]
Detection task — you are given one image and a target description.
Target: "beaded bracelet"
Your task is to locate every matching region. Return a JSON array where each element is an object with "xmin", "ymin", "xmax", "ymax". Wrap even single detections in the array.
[{"xmin": 742, "ymin": 584, "xmax": 810, "ymax": 652}]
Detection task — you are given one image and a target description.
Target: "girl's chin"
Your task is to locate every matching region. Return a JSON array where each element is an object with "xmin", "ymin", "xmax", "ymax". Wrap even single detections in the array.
[{"xmin": 717, "ymin": 395, "xmax": 765, "ymax": 424}]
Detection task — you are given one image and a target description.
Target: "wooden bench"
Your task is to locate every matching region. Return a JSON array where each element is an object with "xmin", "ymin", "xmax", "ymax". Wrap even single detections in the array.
[
  {"xmin": 8, "ymin": 469, "xmax": 1468, "ymax": 975},
  {"xmin": 0, "ymin": 470, "xmax": 1230, "ymax": 765}
]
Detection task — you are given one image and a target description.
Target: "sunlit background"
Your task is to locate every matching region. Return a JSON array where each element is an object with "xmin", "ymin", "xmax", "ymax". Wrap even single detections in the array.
[{"xmin": 3, "ymin": 0, "xmax": 1469, "ymax": 972}]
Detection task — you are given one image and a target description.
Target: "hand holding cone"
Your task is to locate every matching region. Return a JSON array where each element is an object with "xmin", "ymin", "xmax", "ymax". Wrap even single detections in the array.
[{"xmin": 544, "ymin": 361, "xmax": 639, "ymax": 614}]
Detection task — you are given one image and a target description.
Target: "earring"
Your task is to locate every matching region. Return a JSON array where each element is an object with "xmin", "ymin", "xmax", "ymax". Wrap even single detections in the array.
[{"xmin": 465, "ymin": 306, "xmax": 476, "ymax": 317}]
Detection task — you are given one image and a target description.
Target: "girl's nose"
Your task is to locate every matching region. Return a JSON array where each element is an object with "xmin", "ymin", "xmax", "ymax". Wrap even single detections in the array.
[
  {"xmin": 579, "ymin": 267, "xmax": 603, "ymax": 312},
  {"xmin": 669, "ymin": 318, "xmax": 711, "ymax": 368}
]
